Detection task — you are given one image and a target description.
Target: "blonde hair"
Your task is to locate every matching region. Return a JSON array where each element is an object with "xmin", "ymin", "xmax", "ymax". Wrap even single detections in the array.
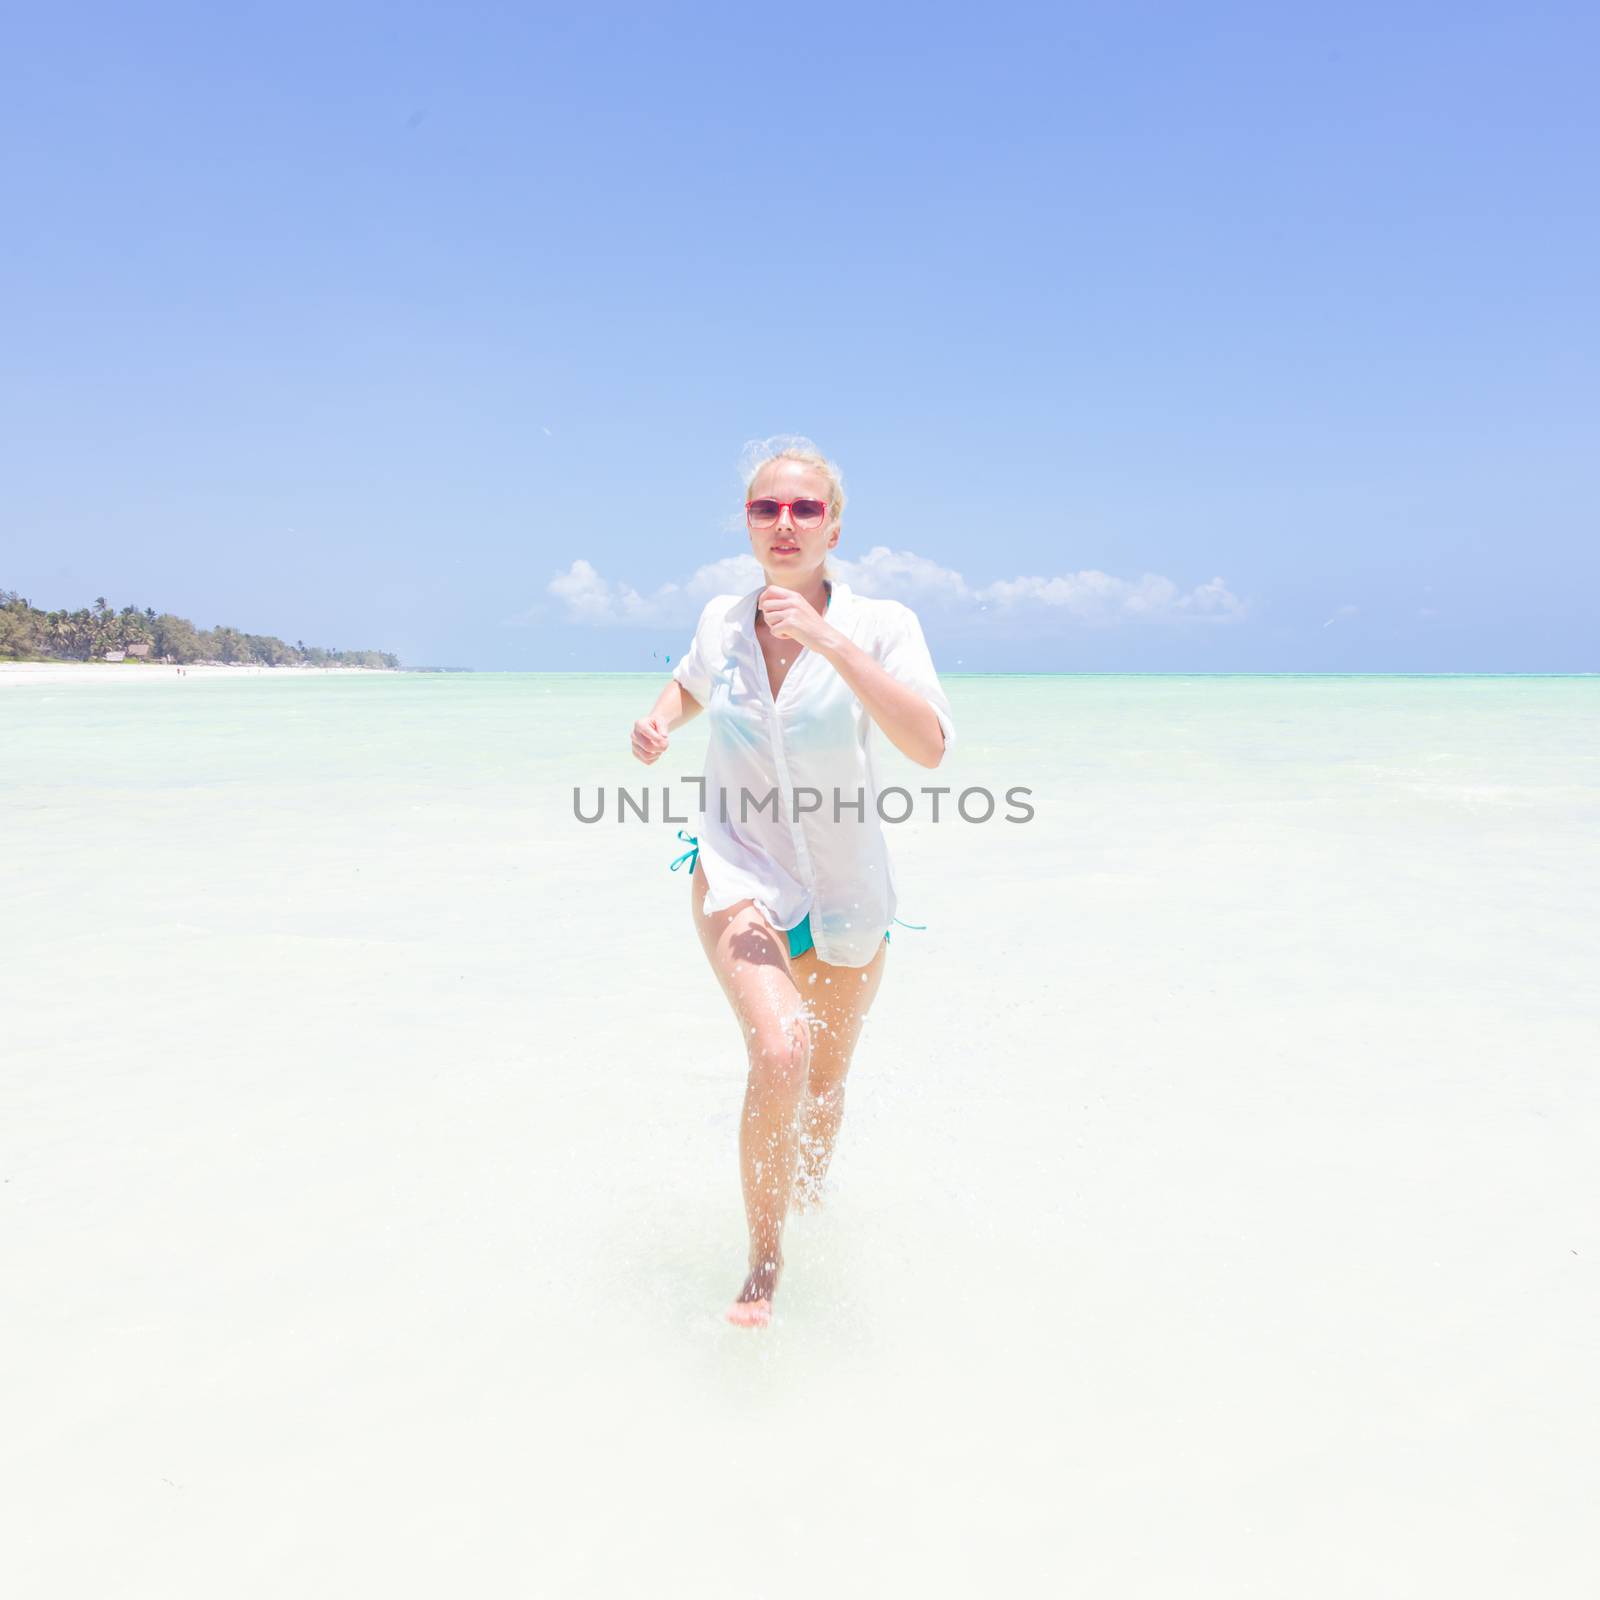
[{"xmin": 739, "ymin": 434, "xmax": 846, "ymax": 581}]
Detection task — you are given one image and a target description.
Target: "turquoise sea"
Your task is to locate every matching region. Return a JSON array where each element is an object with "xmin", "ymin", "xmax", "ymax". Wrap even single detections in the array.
[{"xmin": 4, "ymin": 671, "xmax": 1597, "ymax": 1595}]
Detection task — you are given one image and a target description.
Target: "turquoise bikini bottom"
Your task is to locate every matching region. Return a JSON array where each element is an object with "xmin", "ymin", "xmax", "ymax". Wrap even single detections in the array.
[
  {"xmin": 669, "ymin": 830, "xmax": 924, "ymax": 959},
  {"xmin": 786, "ymin": 910, "xmax": 882, "ymax": 960}
]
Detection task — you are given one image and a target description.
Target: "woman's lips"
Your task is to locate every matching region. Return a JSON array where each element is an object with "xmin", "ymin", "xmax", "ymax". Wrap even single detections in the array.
[{"xmin": 771, "ymin": 544, "xmax": 799, "ymax": 554}]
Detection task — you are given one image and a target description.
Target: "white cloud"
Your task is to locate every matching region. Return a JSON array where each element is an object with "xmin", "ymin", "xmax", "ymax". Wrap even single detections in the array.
[
  {"xmin": 967, "ymin": 568, "xmax": 1247, "ymax": 625},
  {"xmin": 524, "ymin": 555, "xmax": 767, "ymax": 628},
  {"xmin": 533, "ymin": 547, "xmax": 1248, "ymax": 629},
  {"xmin": 834, "ymin": 546, "xmax": 975, "ymax": 604}
]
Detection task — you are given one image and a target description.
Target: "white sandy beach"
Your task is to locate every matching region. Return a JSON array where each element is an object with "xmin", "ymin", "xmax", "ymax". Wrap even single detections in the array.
[
  {"xmin": 0, "ymin": 661, "xmax": 398, "ymax": 686},
  {"xmin": 3, "ymin": 671, "xmax": 1597, "ymax": 1597}
]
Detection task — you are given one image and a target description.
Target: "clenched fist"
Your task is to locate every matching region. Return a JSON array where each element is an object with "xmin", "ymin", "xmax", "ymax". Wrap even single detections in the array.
[
  {"xmin": 758, "ymin": 585, "xmax": 837, "ymax": 651},
  {"xmin": 631, "ymin": 714, "xmax": 670, "ymax": 765}
]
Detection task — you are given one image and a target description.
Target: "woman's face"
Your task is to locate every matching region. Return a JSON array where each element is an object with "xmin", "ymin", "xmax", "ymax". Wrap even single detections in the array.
[{"xmin": 747, "ymin": 459, "xmax": 839, "ymax": 586}]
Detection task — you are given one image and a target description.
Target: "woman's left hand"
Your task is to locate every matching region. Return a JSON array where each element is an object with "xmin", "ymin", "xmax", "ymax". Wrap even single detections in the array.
[{"xmin": 759, "ymin": 586, "xmax": 838, "ymax": 652}]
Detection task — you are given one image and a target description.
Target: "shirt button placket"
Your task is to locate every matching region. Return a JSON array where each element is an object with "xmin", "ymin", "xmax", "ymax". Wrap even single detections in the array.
[{"xmin": 766, "ymin": 699, "xmax": 815, "ymax": 893}]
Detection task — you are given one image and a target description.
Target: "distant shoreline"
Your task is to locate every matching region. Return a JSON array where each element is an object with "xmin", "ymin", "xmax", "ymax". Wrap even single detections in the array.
[
  {"xmin": 0, "ymin": 661, "xmax": 401, "ymax": 687},
  {"xmin": 6, "ymin": 662, "xmax": 1593, "ymax": 686}
]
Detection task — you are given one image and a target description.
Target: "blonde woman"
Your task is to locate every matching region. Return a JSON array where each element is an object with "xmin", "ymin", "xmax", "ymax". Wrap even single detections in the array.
[{"xmin": 632, "ymin": 438, "xmax": 957, "ymax": 1329}]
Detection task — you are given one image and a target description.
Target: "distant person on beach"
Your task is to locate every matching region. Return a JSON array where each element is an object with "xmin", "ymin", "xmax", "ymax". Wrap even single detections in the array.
[{"xmin": 631, "ymin": 438, "xmax": 956, "ymax": 1328}]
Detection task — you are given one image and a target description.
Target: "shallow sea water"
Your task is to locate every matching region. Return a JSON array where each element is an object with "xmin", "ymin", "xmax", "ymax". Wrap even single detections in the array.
[{"xmin": 3, "ymin": 672, "xmax": 1597, "ymax": 1596}]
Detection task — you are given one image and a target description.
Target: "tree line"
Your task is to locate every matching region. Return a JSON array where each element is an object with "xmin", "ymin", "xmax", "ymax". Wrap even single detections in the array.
[{"xmin": 0, "ymin": 591, "xmax": 400, "ymax": 669}]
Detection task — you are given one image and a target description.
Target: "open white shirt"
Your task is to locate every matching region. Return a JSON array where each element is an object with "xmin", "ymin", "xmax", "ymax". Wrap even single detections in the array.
[{"xmin": 671, "ymin": 580, "xmax": 957, "ymax": 969}]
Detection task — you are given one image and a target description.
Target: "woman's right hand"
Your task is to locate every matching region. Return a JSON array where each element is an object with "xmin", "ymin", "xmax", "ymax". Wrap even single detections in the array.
[{"xmin": 631, "ymin": 714, "xmax": 670, "ymax": 764}]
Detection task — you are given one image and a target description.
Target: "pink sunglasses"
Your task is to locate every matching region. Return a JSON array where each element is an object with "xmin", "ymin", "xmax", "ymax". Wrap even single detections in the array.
[{"xmin": 746, "ymin": 497, "xmax": 829, "ymax": 531}]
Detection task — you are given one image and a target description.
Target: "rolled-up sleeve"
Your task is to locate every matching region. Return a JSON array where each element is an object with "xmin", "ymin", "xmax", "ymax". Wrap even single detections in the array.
[
  {"xmin": 876, "ymin": 603, "xmax": 956, "ymax": 754},
  {"xmin": 671, "ymin": 600, "xmax": 716, "ymax": 709}
]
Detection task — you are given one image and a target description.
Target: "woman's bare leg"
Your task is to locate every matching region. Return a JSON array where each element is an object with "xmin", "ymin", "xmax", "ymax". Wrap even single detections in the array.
[
  {"xmin": 690, "ymin": 860, "xmax": 815, "ymax": 1327},
  {"xmin": 791, "ymin": 938, "xmax": 888, "ymax": 1211}
]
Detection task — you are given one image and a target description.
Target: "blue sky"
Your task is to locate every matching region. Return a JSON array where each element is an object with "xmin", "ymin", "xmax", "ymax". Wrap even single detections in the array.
[{"xmin": 3, "ymin": 1, "xmax": 1595, "ymax": 671}]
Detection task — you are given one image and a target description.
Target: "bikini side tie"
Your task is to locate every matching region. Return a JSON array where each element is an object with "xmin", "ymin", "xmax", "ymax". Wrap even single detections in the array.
[{"xmin": 669, "ymin": 829, "xmax": 925, "ymax": 933}]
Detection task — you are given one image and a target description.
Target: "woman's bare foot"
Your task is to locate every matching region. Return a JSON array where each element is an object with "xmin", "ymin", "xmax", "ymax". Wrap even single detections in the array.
[
  {"xmin": 726, "ymin": 1255, "xmax": 782, "ymax": 1328},
  {"xmin": 790, "ymin": 1108, "xmax": 832, "ymax": 1215},
  {"xmin": 790, "ymin": 1170, "xmax": 828, "ymax": 1215},
  {"xmin": 792, "ymin": 1088, "xmax": 844, "ymax": 1214}
]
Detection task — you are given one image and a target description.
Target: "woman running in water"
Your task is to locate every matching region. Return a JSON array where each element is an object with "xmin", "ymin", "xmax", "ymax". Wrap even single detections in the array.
[{"xmin": 631, "ymin": 437, "xmax": 956, "ymax": 1328}]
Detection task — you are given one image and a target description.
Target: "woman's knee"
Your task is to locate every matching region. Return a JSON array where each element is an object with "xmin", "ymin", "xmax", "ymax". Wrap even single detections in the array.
[
  {"xmin": 805, "ymin": 1054, "xmax": 850, "ymax": 1103},
  {"xmin": 746, "ymin": 1008, "xmax": 812, "ymax": 1094}
]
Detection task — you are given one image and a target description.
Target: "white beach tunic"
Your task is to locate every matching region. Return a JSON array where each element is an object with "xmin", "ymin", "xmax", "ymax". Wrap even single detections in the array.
[{"xmin": 671, "ymin": 580, "xmax": 957, "ymax": 969}]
